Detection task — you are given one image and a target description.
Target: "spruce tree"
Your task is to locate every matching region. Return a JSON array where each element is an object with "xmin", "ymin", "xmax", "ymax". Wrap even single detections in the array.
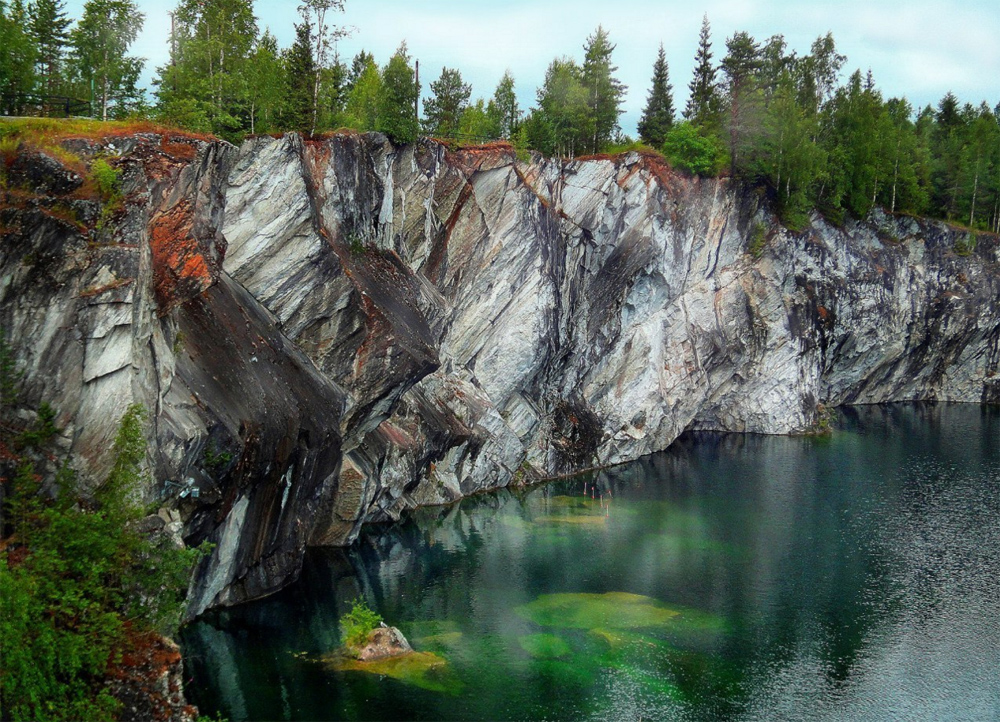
[
  {"xmin": 0, "ymin": 0, "xmax": 38, "ymax": 113},
  {"xmin": 376, "ymin": 42, "xmax": 419, "ymax": 145},
  {"xmin": 284, "ymin": 21, "xmax": 316, "ymax": 135},
  {"xmin": 684, "ymin": 14, "xmax": 721, "ymax": 130},
  {"xmin": 637, "ymin": 43, "xmax": 674, "ymax": 148},
  {"xmin": 28, "ymin": 0, "xmax": 71, "ymax": 98}
]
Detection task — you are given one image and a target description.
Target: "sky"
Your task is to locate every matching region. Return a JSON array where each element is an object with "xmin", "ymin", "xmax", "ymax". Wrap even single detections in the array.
[{"xmin": 66, "ymin": 0, "xmax": 1000, "ymax": 134}]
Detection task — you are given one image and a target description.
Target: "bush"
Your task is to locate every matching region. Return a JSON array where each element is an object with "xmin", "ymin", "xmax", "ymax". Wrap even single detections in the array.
[
  {"xmin": 661, "ymin": 121, "xmax": 726, "ymax": 177},
  {"xmin": 340, "ymin": 598, "xmax": 383, "ymax": 650},
  {"xmin": 0, "ymin": 403, "xmax": 208, "ymax": 721},
  {"xmin": 91, "ymin": 158, "xmax": 120, "ymax": 200}
]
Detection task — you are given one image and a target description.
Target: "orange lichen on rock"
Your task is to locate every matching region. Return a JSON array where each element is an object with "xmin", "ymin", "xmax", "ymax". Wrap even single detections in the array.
[
  {"xmin": 108, "ymin": 628, "xmax": 196, "ymax": 722},
  {"xmin": 149, "ymin": 199, "xmax": 215, "ymax": 312}
]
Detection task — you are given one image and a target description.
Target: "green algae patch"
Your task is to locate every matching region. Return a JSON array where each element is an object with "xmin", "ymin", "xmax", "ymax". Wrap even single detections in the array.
[
  {"xmin": 519, "ymin": 633, "xmax": 572, "ymax": 659},
  {"xmin": 326, "ymin": 651, "xmax": 463, "ymax": 695},
  {"xmin": 534, "ymin": 514, "xmax": 607, "ymax": 526},
  {"xmin": 414, "ymin": 631, "xmax": 464, "ymax": 650},
  {"xmin": 588, "ymin": 627, "xmax": 661, "ymax": 651},
  {"xmin": 516, "ymin": 592, "xmax": 679, "ymax": 630}
]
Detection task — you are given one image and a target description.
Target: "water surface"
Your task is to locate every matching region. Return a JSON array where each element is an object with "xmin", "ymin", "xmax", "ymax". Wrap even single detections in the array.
[{"xmin": 182, "ymin": 405, "xmax": 1000, "ymax": 721}]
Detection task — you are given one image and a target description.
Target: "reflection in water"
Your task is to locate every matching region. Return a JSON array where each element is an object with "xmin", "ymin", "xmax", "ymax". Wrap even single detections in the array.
[{"xmin": 182, "ymin": 405, "xmax": 1000, "ymax": 721}]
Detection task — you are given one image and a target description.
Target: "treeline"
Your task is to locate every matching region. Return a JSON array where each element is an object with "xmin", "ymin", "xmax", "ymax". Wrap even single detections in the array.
[
  {"xmin": 636, "ymin": 16, "xmax": 1000, "ymax": 232},
  {"xmin": 0, "ymin": 0, "xmax": 145, "ymax": 120},
  {"xmin": 2, "ymin": 1, "xmax": 998, "ymax": 231}
]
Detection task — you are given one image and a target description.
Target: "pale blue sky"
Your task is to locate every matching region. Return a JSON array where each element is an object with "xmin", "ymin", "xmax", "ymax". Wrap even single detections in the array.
[{"xmin": 67, "ymin": 0, "xmax": 1000, "ymax": 133}]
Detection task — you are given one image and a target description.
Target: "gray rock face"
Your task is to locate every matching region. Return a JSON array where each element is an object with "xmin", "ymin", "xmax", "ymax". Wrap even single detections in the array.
[{"xmin": 2, "ymin": 133, "xmax": 997, "ymax": 615}]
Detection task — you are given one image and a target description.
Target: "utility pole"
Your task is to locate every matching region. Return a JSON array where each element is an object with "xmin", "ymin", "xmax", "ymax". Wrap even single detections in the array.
[{"xmin": 414, "ymin": 59, "xmax": 419, "ymax": 123}]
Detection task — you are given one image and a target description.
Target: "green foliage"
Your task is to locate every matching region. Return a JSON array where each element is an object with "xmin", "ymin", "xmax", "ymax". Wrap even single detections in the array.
[
  {"xmin": 0, "ymin": 327, "xmax": 22, "ymax": 410},
  {"xmin": 662, "ymin": 121, "xmax": 727, "ymax": 176},
  {"xmin": 954, "ymin": 231, "xmax": 977, "ymax": 256},
  {"xmin": 491, "ymin": 70, "xmax": 520, "ymax": 139},
  {"xmin": 340, "ymin": 597, "xmax": 383, "ymax": 650},
  {"xmin": 342, "ymin": 54, "xmax": 381, "ymax": 131},
  {"xmin": 0, "ymin": 403, "xmax": 208, "ymax": 721},
  {"xmin": 748, "ymin": 221, "xmax": 768, "ymax": 258},
  {"xmin": 580, "ymin": 26, "xmax": 626, "ymax": 154},
  {"xmin": 203, "ymin": 438, "xmax": 233, "ymax": 475},
  {"xmin": 20, "ymin": 402, "xmax": 60, "ymax": 448},
  {"xmin": 28, "ymin": 0, "xmax": 72, "ymax": 97},
  {"xmin": 422, "ymin": 66, "xmax": 471, "ymax": 137},
  {"xmin": 0, "ymin": 0, "xmax": 38, "ymax": 114},
  {"xmin": 376, "ymin": 43, "xmax": 419, "ymax": 145},
  {"xmin": 70, "ymin": 0, "xmax": 145, "ymax": 122},
  {"xmin": 282, "ymin": 20, "xmax": 316, "ymax": 134},
  {"xmin": 637, "ymin": 43, "xmax": 674, "ymax": 148},
  {"xmin": 91, "ymin": 157, "xmax": 120, "ymax": 200},
  {"xmin": 684, "ymin": 14, "xmax": 723, "ymax": 130}
]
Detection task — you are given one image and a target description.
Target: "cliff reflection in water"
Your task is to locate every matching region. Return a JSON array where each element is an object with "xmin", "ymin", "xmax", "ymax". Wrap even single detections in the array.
[{"xmin": 182, "ymin": 404, "xmax": 1000, "ymax": 721}]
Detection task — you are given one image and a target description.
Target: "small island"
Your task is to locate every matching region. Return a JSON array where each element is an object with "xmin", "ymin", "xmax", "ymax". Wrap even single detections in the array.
[{"xmin": 324, "ymin": 599, "xmax": 461, "ymax": 695}]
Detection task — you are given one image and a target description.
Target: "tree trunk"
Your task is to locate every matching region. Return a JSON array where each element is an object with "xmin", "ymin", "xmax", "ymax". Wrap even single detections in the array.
[
  {"xmin": 890, "ymin": 139, "xmax": 900, "ymax": 214},
  {"xmin": 969, "ymin": 158, "xmax": 980, "ymax": 227}
]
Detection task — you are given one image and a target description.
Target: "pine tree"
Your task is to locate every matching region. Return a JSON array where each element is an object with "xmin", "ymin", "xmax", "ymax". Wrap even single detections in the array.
[
  {"xmin": 28, "ymin": 0, "xmax": 72, "ymax": 98},
  {"xmin": 376, "ymin": 42, "xmax": 419, "ymax": 145},
  {"xmin": 637, "ymin": 43, "xmax": 674, "ymax": 148},
  {"xmin": 684, "ymin": 14, "xmax": 721, "ymax": 130},
  {"xmin": 283, "ymin": 20, "xmax": 316, "ymax": 135},
  {"xmin": 422, "ymin": 67, "xmax": 471, "ymax": 137},
  {"xmin": 581, "ymin": 26, "xmax": 626, "ymax": 153},
  {"xmin": 70, "ymin": 0, "xmax": 145, "ymax": 121}
]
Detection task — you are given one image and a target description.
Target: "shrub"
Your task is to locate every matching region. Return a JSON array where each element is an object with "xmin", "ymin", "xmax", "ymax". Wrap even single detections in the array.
[
  {"xmin": 340, "ymin": 598, "xmax": 383, "ymax": 650},
  {"xmin": 0, "ymin": 403, "xmax": 209, "ymax": 721},
  {"xmin": 91, "ymin": 158, "xmax": 120, "ymax": 201},
  {"xmin": 661, "ymin": 122, "xmax": 726, "ymax": 177}
]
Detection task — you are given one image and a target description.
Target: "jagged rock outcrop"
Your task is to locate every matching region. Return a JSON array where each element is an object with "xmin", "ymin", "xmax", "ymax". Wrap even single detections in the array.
[{"xmin": 2, "ymin": 131, "xmax": 997, "ymax": 615}]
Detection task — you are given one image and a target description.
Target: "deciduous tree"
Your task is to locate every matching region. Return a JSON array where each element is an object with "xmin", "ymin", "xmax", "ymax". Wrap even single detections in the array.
[
  {"xmin": 70, "ymin": 0, "xmax": 145, "ymax": 121},
  {"xmin": 376, "ymin": 42, "xmax": 419, "ymax": 144}
]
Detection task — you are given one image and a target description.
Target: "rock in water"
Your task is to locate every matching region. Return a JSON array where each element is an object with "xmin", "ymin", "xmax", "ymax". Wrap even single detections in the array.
[{"xmin": 356, "ymin": 626, "xmax": 413, "ymax": 661}]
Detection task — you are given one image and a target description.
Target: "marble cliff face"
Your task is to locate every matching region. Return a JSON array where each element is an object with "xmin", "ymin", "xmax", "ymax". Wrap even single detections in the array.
[{"xmin": 3, "ymin": 131, "xmax": 998, "ymax": 615}]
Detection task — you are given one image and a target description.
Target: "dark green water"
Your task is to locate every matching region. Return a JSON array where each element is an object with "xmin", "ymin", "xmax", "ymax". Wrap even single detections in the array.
[{"xmin": 181, "ymin": 405, "xmax": 1000, "ymax": 721}]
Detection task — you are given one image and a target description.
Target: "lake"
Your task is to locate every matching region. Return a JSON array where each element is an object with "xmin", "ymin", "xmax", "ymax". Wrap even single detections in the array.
[{"xmin": 181, "ymin": 404, "xmax": 1000, "ymax": 721}]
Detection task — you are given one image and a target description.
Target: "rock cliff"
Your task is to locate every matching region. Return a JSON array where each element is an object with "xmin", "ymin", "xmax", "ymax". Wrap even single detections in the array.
[{"xmin": 2, "ymin": 131, "xmax": 997, "ymax": 615}]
